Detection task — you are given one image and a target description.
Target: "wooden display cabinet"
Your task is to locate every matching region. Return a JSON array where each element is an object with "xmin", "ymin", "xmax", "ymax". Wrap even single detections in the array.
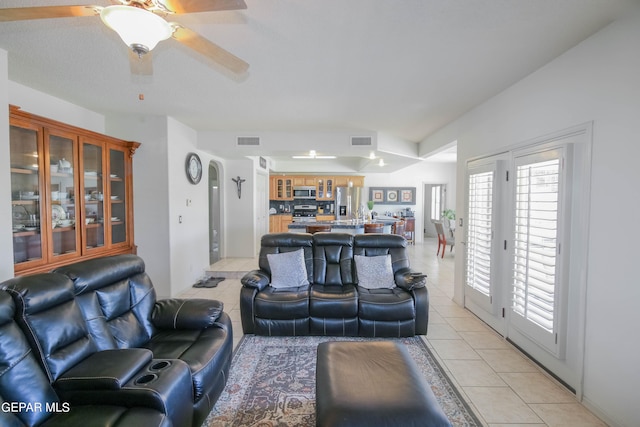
[{"xmin": 9, "ymin": 105, "xmax": 140, "ymax": 276}]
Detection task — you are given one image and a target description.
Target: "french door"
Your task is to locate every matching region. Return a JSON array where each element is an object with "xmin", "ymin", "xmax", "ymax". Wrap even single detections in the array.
[
  {"xmin": 464, "ymin": 155, "xmax": 508, "ymax": 333},
  {"xmin": 463, "ymin": 125, "xmax": 591, "ymax": 392}
]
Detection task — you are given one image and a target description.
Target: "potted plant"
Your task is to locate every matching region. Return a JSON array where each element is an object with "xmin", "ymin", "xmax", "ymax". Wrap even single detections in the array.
[
  {"xmin": 367, "ymin": 200, "xmax": 375, "ymax": 220},
  {"xmin": 441, "ymin": 209, "xmax": 455, "ymax": 232},
  {"xmin": 441, "ymin": 209, "xmax": 455, "ymax": 220}
]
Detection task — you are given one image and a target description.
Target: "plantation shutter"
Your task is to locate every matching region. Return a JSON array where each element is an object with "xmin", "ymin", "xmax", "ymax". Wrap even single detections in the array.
[
  {"xmin": 511, "ymin": 148, "xmax": 564, "ymax": 353},
  {"xmin": 466, "ymin": 170, "xmax": 494, "ymax": 297}
]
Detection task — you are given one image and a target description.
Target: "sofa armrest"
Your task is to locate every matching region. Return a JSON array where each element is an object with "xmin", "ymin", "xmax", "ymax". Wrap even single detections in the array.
[
  {"xmin": 152, "ymin": 299, "xmax": 223, "ymax": 329},
  {"xmin": 55, "ymin": 349, "xmax": 153, "ymax": 391},
  {"xmin": 395, "ymin": 268, "xmax": 427, "ymax": 291},
  {"xmin": 241, "ymin": 269, "xmax": 270, "ymax": 291}
]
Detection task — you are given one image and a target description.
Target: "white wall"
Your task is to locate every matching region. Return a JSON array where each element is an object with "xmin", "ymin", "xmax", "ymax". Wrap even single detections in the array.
[
  {"xmin": 420, "ymin": 8, "xmax": 640, "ymax": 427},
  {"xmin": 107, "ymin": 115, "xmax": 226, "ymax": 297},
  {"xmin": 105, "ymin": 114, "xmax": 173, "ymax": 298},
  {"xmin": 166, "ymin": 117, "xmax": 211, "ymax": 294},
  {"xmin": 224, "ymin": 158, "xmax": 257, "ymax": 257},
  {"xmin": 0, "ymin": 50, "xmax": 12, "ymax": 281}
]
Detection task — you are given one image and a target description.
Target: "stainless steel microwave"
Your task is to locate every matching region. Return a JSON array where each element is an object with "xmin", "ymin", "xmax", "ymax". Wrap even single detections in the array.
[{"xmin": 293, "ymin": 186, "xmax": 316, "ymax": 199}]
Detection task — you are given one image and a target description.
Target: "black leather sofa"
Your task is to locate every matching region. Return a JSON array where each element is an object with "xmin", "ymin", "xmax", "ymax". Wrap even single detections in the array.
[
  {"xmin": 0, "ymin": 254, "xmax": 233, "ymax": 427},
  {"xmin": 241, "ymin": 233, "xmax": 429, "ymax": 337}
]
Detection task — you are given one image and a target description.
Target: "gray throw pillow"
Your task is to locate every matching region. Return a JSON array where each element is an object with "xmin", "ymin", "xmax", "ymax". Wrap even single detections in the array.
[
  {"xmin": 267, "ymin": 248, "xmax": 310, "ymax": 289},
  {"xmin": 354, "ymin": 254, "xmax": 396, "ymax": 289}
]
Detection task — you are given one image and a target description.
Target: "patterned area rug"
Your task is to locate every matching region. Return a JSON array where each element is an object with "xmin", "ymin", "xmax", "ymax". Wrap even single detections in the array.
[{"xmin": 205, "ymin": 335, "xmax": 481, "ymax": 427}]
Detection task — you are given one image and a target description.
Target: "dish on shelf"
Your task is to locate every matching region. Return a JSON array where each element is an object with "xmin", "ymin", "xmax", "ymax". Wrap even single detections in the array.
[
  {"xmin": 85, "ymin": 171, "xmax": 98, "ymax": 176},
  {"xmin": 52, "ymin": 205, "xmax": 66, "ymax": 222},
  {"xmin": 24, "ymin": 227, "xmax": 38, "ymax": 231},
  {"xmin": 111, "ymin": 217, "xmax": 120, "ymax": 221},
  {"xmin": 110, "ymin": 196, "xmax": 119, "ymax": 200},
  {"xmin": 110, "ymin": 174, "xmax": 118, "ymax": 178}
]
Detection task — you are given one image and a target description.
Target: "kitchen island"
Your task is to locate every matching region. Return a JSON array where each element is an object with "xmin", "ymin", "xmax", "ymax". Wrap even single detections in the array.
[{"xmin": 288, "ymin": 218, "xmax": 397, "ymax": 234}]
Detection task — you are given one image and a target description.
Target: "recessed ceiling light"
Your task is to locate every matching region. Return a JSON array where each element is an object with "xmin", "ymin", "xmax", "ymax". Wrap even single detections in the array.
[
  {"xmin": 378, "ymin": 159, "xmax": 385, "ymax": 167},
  {"xmin": 369, "ymin": 152, "xmax": 376, "ymax": 159},
  {"xmin": 292, "ymin": 150, "xmax": 336, "ymax": 160}
]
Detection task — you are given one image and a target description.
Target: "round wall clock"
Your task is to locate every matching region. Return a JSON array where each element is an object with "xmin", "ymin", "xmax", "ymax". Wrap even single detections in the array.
[{"xmin": 185, "ymin": 153, "xmax": 202, "ymax": 184}]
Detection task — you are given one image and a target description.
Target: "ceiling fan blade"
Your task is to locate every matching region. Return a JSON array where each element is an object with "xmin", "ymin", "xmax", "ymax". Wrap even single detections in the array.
[
  {"xmin": 0, "ymin": 6, "xmax": 100, "ymax": 22},
  {"xmin": 158, "ymin": 0, "xmax": 246, "ymax": 14},
  {"xmin": 171, "ymin": 25, "xmax": 249, "ymax": 74},
  {"xmin": 129, "ymin": 50, "xmax": 154, "ymax": 76}
]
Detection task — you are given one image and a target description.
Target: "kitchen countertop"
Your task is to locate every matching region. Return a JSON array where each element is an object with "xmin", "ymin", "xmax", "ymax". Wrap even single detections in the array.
[{"xmin": 288, "ymin": 219, "xmax": 396, "ymax": 233}]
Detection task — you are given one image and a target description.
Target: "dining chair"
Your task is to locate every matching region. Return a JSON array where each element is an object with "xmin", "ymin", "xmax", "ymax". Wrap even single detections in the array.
[
  {"xmin": 392, "ymin": 220, "xmax": 406, "ymax": 238},
  {"xmin": 433, "ymin": 220, "xmax": 455, "ymax": 258}
]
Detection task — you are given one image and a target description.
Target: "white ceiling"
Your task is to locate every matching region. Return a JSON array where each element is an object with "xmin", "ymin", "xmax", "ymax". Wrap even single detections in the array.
[{"xmin": 0, "ymin": 0, "xmax": 635, "ymax": 172}]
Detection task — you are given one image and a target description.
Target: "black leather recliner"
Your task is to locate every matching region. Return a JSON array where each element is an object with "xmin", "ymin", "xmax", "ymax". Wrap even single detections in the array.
[
  {"xmin": 241, "ymin": 233, "xmax": 429, "ymax": 337},
  {"xmin": 0, "ymin": 290, "xmax": 171, "ymax": 427},
  {"xmin": 1, "ymin": 254, "xmax": 233, "ymax": 427}
]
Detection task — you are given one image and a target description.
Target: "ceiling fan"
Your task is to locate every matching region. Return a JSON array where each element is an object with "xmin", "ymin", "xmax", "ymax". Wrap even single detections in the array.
[{"xmin": 0, "ymin": 0, "xmax": 249, "ymax": 75}]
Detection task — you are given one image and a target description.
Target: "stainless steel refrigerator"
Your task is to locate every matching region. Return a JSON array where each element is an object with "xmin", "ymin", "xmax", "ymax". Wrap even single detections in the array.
[{"xmin": 335, "ymin": 186, "xmax": 363, "ymax": 220}]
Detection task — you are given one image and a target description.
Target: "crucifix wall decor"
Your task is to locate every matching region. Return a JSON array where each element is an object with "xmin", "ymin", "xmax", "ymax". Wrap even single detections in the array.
[{"xmin": 232, "ymin": 176, "xmax": 246, "ymax": 199}]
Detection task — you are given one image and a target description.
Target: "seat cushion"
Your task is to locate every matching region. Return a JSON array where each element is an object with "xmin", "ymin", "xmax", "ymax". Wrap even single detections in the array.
[
  {"xmin": 357, "ymin": 287, "xmax": 416, "ymax": 321},
  {"xmin": 254, "ymin": 286, "xmax": 310, "ymax": 319},
  {"xmin": 310, "ymin": 285, "xmax": 358, "ymax": 317},
  {"xmin": 40, "ymin": 406, "xmax": 171, "ymax": 427}
]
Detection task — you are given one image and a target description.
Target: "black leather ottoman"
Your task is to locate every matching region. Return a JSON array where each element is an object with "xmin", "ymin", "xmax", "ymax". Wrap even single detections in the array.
[{"xmin": 316, "ymin": 341, "xmax": 451, "ymax": 427}]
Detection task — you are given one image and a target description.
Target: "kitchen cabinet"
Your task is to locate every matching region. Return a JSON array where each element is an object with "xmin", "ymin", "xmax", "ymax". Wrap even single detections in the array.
[
  {"xmin": 316, "ymin": 214, "xmax": 335, "ymax": 222},
  {"xmin": 292, "ymin": 176, "xmax": 316, "ymax": 186},
  {"xmin": 270, "ymin": 175, "xmax": 363, "ymax": 200},
  {"xmin": 315, "ymin": 177, "xmax": 334, "ymax": 200},
  {"xmin": 9, "ymin": 105, "xmax": 140, "ymax": 276},
  {"xmin": 271, "ymin": 176, "xmax": 293, "ymax": 200},
  {"xmin": 269, "ymin": 214, "xmax": 293, "ymax": 232},
  {"xmin": 333, "ymin": 176, "xmax": 364, "ymax": 187}
]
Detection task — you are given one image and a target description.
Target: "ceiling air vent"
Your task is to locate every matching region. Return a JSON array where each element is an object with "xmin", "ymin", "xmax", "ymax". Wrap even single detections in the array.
[
  {"xmin": 351, "ymin": 136, "xmax": 372, "ymax": 146},
  {"xmin": 237, "ymin": 136, "xmax": 260, "ymax": 146}
]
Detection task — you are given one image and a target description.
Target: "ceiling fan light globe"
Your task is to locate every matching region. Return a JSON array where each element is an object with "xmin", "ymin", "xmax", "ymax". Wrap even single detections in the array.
[{"xmin": 100, "ymin": 5, "xmax": 172, "ymax": 53}]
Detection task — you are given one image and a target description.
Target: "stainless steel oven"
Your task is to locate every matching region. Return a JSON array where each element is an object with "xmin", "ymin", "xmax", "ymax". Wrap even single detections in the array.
[{"xmin": 292, "ymin": 204, "xmax": 317, "ymax": 222}]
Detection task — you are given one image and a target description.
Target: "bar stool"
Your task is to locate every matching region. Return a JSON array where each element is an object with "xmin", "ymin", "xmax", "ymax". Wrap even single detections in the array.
[
  {"xmin": 306, "ymin": 224, "xmax": 331, "ymax": 234},
  {"xmin": 393, "ymin": 220, "xmax": 406, "ymax": 237},
  {"xmin": 364, "ymin": 223, "xmax": 384, "ymax": 233}
]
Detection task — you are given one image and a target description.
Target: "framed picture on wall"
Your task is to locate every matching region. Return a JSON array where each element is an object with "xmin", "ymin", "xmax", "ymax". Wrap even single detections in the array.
[
  {"xmin": 401, "ymin": 189, "xmax": 414, "ymax": 203},
  {"xmin": 369, "ymin": 187, "xmax": 416, "ymax": 205}
]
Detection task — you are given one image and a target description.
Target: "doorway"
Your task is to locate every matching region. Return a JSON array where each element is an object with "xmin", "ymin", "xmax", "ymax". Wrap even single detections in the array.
[
  {"xmin": 208, "ymin": 161, "xmax": 222, "ymax": 265},
  {"xmin": 423, "ymin": 183, "xmax": 446, "ymax": 237}
]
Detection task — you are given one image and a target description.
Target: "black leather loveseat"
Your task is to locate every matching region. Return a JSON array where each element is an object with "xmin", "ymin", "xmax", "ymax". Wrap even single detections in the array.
[
  {"xmin": 240, "ymin": 233, "xmax": 428, "ymax": 337},
  {"xmin": 0, "ymin": 254, "xmax": 232, "ymax": 427}
]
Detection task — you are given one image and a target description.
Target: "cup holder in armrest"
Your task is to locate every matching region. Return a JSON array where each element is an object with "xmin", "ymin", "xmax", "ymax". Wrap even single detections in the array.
[
  {"xmin": 134, "ymin": 373, "xmax": 158, "ymax": 386},
  {"xmin": 150, "ymin": 360, "xmax": 172, "ymax": 371}
]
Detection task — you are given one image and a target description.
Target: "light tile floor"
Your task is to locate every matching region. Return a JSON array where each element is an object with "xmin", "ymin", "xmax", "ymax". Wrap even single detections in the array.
[{"xmin": 180, "ymin": 238, "xmax": 605, "ymax": 427}]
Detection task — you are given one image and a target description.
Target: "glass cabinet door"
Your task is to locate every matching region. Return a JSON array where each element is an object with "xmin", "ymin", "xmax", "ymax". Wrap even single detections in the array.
[
  {"xmin": 10, "ymin": 124, "xmax": 45, "ymax": 266},
  {"xmin": 47, "ymin": 130, "xmax": 79, "ymax": 258},
  {"xmin": 109, "ymin": 148, "xmax": 127, "ymax": 245},
  {"xmin": 82, "ymin": 142, "xmax": 105, "ymax": 251}
]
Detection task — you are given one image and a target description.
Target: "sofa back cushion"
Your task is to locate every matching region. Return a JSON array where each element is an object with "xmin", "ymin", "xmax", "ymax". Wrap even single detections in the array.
[
  {"xmin": 0, "ymin": 291, "xmax": 61, "ymax": 427},
  {"xmin": 4, "ymin": 274, "xmax": 97, "ymax": 383},
  {"xmin": 353, "ymin": 234, "xmax": 410, "ymax": 275},
  {"xmin": 54, "ymin": 255, "xmax": 157, "ymax": 350},
  {"xmin": 312, "ymin": 233, "xmax": 355, "ymax": 286},
  {"xmin": 259, "ymin": 233, "xmax": 314, "ymax": 284}
]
